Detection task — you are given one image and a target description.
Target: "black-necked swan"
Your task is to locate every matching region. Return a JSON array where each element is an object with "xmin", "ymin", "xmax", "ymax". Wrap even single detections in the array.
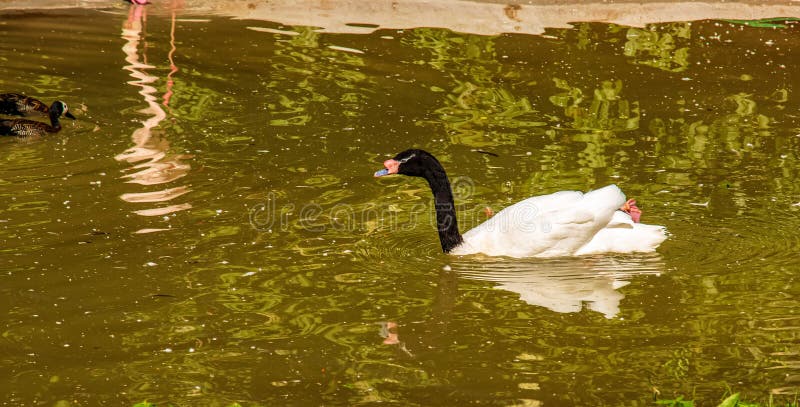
[{"xmin": 374, "ymin": 149, "xmax": 667, "ymax": 258}]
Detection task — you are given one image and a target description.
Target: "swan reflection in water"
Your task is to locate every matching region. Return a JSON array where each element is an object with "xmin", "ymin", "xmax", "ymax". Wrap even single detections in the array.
[
  {"xmin": 453, "ymin": 254, "xmax": 665, "ymax": 319},
  {"xmin": 117, "ymin": 1, "xmax": 192, "ymax": 228}
]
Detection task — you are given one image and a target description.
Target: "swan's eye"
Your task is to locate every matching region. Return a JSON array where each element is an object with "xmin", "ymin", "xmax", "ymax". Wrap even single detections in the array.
[{"xmin": 398, "ymin": 154, "xmax": 415, "ymax": 164}]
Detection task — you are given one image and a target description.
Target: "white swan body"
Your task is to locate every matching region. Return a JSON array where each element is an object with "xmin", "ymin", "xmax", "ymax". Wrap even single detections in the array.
[{"xmin": 450, "ymin": 185, "xmax": 667, "ymax": 258}]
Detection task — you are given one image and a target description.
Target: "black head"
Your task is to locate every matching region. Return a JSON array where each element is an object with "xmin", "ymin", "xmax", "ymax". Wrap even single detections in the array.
[
  {"xmin": 374, "ymin": 149, "xmax": 444, "ymax": 178},
  {"xmin": 373, "ymin": 148, "xmax": 463, "ymax": 252},
  {"xmin": 51, "ymin": 101, "xmax": 76, "ymax": 120}
]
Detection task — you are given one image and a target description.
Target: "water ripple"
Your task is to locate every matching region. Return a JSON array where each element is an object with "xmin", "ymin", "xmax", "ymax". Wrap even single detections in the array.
[{"xmin": 667, "ymin": 204, "xmax": 800, "ymax": 268}]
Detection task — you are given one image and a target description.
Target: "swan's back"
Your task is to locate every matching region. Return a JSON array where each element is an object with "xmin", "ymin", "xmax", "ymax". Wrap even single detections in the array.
[{"xmin": 453, "ymin": 185, "xmax": 637, "ymax": 257}]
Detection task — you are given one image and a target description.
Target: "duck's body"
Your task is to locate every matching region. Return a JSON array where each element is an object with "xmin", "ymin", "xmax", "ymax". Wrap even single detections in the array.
[
  {"xmin": 375, "ymin": 149, "xmax": 667, "ymax": 258},
  {"xmin": 1, "ymin": 118, "xmax": 63, "ymax": 137},
  {"xmin": 0, "ymin": 100, "xmax": 73, "ymax": 138},
  {"xmin": 0, "ymin": 93, "xmax": 75, "ymax": 119}
]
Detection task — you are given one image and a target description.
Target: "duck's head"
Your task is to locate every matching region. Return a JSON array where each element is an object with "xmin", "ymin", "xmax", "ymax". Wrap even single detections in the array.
[
  {"xmin": 50, "ymin": 100, "xmax": 75, "ymax": 120},
  {"xmin": 51, "ymin": 101, "xmax": 76, "ymax": 120},
  {"xmin": 374, "ymin": 149, "xmax": 442, "ymax": 178}
]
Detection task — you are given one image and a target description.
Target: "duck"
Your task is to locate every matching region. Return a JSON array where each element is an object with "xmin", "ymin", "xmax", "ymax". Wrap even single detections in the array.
[
  {"xmin": 1, "ymin": 100, "xmax": 74, "ymax": 138},
  {"xmin": 374, "ymin": 149, "xmax": 667, "ymax": 258},
  {"xmin": 0, "ymin": 93, "xmax": 77, "ymax": 120}
]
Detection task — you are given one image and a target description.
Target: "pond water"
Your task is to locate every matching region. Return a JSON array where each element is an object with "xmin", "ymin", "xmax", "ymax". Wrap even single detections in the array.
[{"xmin": 1, "ymin": 5, "xmax": 799, "ymax": 406}]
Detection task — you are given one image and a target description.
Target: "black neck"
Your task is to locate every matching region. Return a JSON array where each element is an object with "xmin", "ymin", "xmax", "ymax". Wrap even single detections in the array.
[
  {"xmin": 422, "ymin": 165, "xmax": 463, "ymax": 253},
  {"xmin": 47, "ymin": 110, "xmax": 62, "ymax": 133}
]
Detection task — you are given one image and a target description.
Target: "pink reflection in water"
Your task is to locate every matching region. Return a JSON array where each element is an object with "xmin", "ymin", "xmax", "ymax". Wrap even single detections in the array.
[{"xmin": 118, "ymin": 2, "xmax": 192, "ymax": 224}]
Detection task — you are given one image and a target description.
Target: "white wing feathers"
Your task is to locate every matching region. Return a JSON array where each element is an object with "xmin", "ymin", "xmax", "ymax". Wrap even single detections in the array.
[{"xmin": 451, "ymin": 185, "xmax": 666, "ymax": 258}]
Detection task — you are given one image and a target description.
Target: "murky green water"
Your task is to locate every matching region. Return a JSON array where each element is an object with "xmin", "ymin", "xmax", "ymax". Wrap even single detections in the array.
[{"xmin": 1, "ymin": 5, "xmax": 799, "ymax": 406}]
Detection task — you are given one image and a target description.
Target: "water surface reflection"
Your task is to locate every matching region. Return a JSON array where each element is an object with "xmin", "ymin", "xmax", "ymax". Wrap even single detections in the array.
[
  {"xmin": 117, "ymin": 3, "xmax": 192, "ymax": 225},
  {"xmin": 455, "ymin": 255, "xmax": 664, "ymax": 318},
  {"xmin": 0, "ymin": 7, "xmax": 798, "ymax": 406}
]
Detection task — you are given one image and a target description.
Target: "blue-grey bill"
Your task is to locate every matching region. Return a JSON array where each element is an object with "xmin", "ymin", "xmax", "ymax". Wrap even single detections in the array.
[{"xmin": 374, "ymin": 168, "xmax": 390, "ymax": 177}]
